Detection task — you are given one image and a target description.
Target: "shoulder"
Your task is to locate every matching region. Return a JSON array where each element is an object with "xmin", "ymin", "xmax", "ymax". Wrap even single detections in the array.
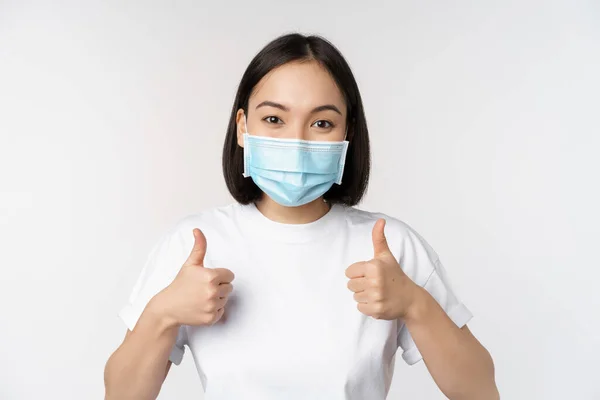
[
  {"xmin": 343, "ymin": 206, "xmax": 440, "ymax": 285},
  {"xmin": 170, "ymin": 203, "xmax": 240, "ymax": 237},
  {"xmin": 344, "ymin": 206, "xmax": 411, "ymax": 232},
  {"xmin": 160, "ymin": 203, "xmax": 242, "ymax": 263},
  {"xmin": 140, "ymin": 204, "xmax": 238, "ymax": 256},
  {"xmin": 344, "ymin": 207, "xmax": 436, "ymax": 255}
]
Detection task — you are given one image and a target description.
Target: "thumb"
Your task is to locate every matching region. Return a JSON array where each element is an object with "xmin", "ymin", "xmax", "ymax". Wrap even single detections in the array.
[
  {"xmin": 372, "ymin": 219, "xmax": 391, "ymax": 257},
  {"xmin": 185, "ymin": 228, "xmax": 207, "ymax": 267}
]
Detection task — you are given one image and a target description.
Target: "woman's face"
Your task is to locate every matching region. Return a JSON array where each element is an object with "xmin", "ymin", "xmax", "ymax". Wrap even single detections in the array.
[{"xmin": 236, "ymin": 60, "xmax": 347, "ymax": 145}]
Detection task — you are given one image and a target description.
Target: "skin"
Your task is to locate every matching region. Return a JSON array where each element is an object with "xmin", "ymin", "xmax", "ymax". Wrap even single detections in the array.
[
  {"xmin": 235, "ymin": 60, "xmax": 348, "ymax": 223},
  {"xmin": 104, "ymin": 229, "xmax": 233, "ymax": 400},
  {"xmin": 104, "ymin": 60, "xmax": 499, "ymax": 400},
  {"xmin": 346, "ymin": 219, "xmax": 498, "ymax": 399}
]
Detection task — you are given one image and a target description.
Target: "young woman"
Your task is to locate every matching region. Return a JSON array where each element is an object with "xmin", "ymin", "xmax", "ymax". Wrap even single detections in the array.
[{"xmin": 104, "ymin": 33, "xmax": 498, "ymax": 400}]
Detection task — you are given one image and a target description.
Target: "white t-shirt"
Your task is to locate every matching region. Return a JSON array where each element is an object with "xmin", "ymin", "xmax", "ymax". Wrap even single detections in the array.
[{"xmin": 119, "ymin": 202, "xmax": 472, "ymax": 399}]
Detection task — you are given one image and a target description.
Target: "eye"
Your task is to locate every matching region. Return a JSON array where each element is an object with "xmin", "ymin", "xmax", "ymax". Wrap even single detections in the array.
[
  {"xmin": 312, "ymin": 120, "xmax": 334, "ymax": 129},
  {"xmin": 263, "ymin": 116, "xmax": 283, "ymax": 124}
]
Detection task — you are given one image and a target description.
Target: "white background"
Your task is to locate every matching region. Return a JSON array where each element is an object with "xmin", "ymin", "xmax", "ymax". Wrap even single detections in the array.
[{"xmin": 1, "ymin": 1, "xmax": 599, "ymax": 399}]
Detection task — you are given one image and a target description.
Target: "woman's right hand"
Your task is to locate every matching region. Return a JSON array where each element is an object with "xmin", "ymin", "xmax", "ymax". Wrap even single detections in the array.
[{"xmin": 155, "ymin": 228, "xmax": 235, "ymax": 328}]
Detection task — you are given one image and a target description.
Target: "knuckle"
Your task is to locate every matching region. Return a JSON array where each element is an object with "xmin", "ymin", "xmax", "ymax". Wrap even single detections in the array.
[
  {"xmin": 374, "ymin": 302, "xmax": 385, "ymax": 314},
  {"xmin": 369, "ymin": 277, "xmax": 382, "ymax": 288},
  {"xmin": 203, "ymin": 270, "xmax": 219, "ymax": 282},
  {"xmin": 371, "ymin": 291, "xmax": 384, "ymax": 302},
  {"xmin": 366, "ymin": 262, "xmax": 379, "ymax": 273},
  {"xmin": 370, "ymin": 264, "xmax": 384, "ymax": 277},
  {"xmin": 205, "ymin": 286, "xmax": 219, "ymax": 298},
  {"xmin": 203, "ymin": 298, "xmax": 217, "ymax": 311},
  {"xmin": 375, "ymin": 275, "xmax": 386, "ymax": 286}
]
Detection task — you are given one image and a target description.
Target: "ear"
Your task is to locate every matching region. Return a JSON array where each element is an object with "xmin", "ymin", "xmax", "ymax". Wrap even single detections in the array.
[{"xmin": 235, "ymin": 108, "xmax": 246, "ymax": 148}]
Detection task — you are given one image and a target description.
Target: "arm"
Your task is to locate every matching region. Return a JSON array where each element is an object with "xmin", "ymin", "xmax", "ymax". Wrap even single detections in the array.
[
  {"xmin": 346, "ymin": 219, "xmax": 498, "ymax": 400},
  {"xmin": 105, "ymin": 228, "xmax": 235, "ymax": 400},
  {"xmin": 104, "ymin": 295, "xmax": 179, "ymax": 400},
  {"xmin": 404, "ymin": 287, "xmax": 499, "ymax": 400}
]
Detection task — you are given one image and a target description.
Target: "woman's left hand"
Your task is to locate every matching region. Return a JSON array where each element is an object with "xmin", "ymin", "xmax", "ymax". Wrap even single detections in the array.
[{"xmin": 345, "ymin": 219, "xmax": 420, "ymax": 320}]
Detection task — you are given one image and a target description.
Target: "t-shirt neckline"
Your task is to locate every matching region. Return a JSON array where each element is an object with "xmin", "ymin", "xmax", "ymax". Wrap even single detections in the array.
[{"xmin": 238, "ymin": 202, "xmax": 346, "ymax": 244}]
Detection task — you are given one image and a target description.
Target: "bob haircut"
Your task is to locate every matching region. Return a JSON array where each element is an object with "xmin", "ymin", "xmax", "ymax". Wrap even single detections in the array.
[{"xmin": 222, "ymin": 33, "xmax": 370, "ymax": 206}]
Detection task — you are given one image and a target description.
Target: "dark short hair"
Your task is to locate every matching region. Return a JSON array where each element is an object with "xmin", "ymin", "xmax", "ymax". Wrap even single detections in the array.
[{"xmin": 222, "ymin": 33, "xmax": 370, "ymax": 206}]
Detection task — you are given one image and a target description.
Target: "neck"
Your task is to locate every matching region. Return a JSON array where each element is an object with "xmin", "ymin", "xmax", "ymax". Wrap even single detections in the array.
[{"xmin": 255, "ymin": 195, "xmax": 331, "ymax": 224}]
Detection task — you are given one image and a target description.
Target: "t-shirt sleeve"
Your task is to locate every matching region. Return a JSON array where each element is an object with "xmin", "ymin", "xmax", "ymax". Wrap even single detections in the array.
[
  {"xmin": 393, "ymin": 225, "xmax": 473, "ymax": 365},
  {"xmin": 397, "ymin": 258, "xmax": 473, "ymax": 365},
  {"xmin": 118, "ymin": 228, "xmax": 189, "ymax": 365}
]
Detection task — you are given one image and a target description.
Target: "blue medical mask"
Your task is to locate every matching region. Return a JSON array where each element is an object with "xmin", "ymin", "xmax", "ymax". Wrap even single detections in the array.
[{"xmin": 242, "ymin": 116, "xmax": 349, "ymax": 207}]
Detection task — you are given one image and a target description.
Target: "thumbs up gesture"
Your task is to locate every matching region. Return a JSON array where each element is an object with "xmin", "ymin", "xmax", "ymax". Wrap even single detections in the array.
[
  {"xmin": 345, "ymin": 219, "xmax": 419, "ymax": 321},
  {"xmin": 159, "ymin": 228, "xmax": 235, "ymax": 327}
]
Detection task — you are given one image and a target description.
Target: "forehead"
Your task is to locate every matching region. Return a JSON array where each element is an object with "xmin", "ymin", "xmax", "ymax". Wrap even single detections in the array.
[{"xmin": 249, "ymin": 61, "xmax": 346, "ymax": 112}]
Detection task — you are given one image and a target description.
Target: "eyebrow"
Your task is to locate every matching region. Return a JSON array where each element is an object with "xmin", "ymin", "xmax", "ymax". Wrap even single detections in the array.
[{"xmin": 256, "ymin": 101, "xmax": 342, "ymax": 115}]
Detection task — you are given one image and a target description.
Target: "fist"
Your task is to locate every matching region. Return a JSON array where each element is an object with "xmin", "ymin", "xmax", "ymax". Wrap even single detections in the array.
[
  {"xmin": 345, "ymin": 219, "xmax": 418, "ymax": 320},
  {"xmin": 160, "ymin": 228, "xmax": 235, "ymax": 327}
]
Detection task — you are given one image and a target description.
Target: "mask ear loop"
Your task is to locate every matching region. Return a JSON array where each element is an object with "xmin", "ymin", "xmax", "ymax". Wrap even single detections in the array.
[{"xmin": 242, "ymin": 111, "xmax": 250, "ymax": 178}]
